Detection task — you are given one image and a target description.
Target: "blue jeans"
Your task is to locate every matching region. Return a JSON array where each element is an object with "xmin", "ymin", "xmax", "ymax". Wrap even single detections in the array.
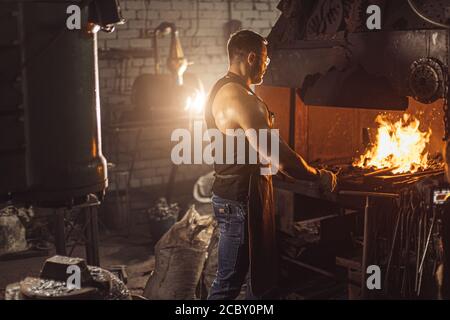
[{"xmin": 207, "ymin": 194, "xmax": 257, "ymax": 300}]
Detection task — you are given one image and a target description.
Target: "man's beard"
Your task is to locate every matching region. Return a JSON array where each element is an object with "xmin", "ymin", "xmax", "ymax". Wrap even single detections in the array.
[{"xmin": 249, "ymin": 60, "xmax": 264, "ymax": 85}]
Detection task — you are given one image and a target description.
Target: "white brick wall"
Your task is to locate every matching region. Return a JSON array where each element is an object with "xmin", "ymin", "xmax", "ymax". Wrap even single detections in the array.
[
  {"xmin": 99, "ymin": 0, "xmax": 281, "ymax": 91},
  {"xmin": 99, "ymin": 0, "xmax": 281, "ymax": 190}
]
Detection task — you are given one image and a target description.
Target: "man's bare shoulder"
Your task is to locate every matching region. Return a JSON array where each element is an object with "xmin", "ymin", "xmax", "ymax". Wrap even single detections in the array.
[
  {"xmin": 215, "ymin": 82, "xmax": 249, "ymax": 102},
  {"xmin": 212, "ymin": 82, "xmax": 269, "ymax": 131},
  {"xmin": 212, "ymin": 82, "xmax": 261, "ymax": 115}
]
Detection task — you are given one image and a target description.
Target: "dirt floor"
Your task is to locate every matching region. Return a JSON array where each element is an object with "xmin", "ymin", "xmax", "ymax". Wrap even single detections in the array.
[
  {"xmin": 0, "ymin": 188, "xmax": 348, "ymax": 300},
  {"xmin": 0, "ymin": 183, "xmax": 213, "ymax": 300},
  {"xmin": 0, "ymin": 224, "xmax": 156, "ymax": 299}
]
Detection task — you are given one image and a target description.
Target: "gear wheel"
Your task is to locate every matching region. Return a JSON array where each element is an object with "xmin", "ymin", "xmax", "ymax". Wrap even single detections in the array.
[{"xmin": 409, "ymin": 58, "xmax": 445, "ymax": 104}]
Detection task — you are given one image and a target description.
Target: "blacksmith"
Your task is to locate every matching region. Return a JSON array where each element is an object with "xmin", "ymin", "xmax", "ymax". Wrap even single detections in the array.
[{"xmin": 204, "ymin": 30, "xmax": 337, "ymax": 300}]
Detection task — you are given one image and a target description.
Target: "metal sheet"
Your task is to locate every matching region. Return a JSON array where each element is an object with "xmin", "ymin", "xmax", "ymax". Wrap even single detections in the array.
[{"xmin": 265, "ymin": 30, "xmax": 448, "ymax": 110}]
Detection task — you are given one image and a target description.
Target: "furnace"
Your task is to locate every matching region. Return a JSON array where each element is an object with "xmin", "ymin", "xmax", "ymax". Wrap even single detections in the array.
[{"xmin": 254, "ymin": 0, "xmax": 450, "ymax": 299}]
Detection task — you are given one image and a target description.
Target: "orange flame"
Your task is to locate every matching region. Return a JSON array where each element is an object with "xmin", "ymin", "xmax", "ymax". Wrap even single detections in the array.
[
  {"xmin": 353, "ymin": 114, "xmax": 431, "ymax": 174},
  {"xmin": 185, "ymin": 89, "xmax": 206, "ymax": 115}
]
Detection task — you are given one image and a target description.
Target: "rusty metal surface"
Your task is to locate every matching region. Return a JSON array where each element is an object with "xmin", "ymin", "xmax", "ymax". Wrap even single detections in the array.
[
  {"xmin": 275, "ymin": 164, "xmax": 445, "ymax": 200},
  {"xmin": 265, "ymin": 0, "xmax": 450, "ymax": 110},
  {"xmin": 265, "ymin": 30, "xmax": 448, "ymax": 110},
  {"xmin": 335, "ymin": 163, "xmax": 445, "ymax": 194},
  {"xmin": 0, "ymin": 2, "xmax": 108, "ymax": 206},
  {"xmin": 256, "ymin": 85, "xmax": 445, "ymax": 163}
]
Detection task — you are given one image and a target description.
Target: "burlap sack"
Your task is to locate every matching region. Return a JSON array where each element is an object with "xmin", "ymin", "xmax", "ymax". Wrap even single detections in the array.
[{"xmin": 143, "ymin": 205, "xmax": 214, "ymax": 299}]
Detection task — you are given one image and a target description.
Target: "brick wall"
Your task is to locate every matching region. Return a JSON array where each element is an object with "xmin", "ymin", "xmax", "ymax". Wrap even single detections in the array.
[{"xmin": 98, "ymin": 0, "xmax": 281, "ymax": 191}]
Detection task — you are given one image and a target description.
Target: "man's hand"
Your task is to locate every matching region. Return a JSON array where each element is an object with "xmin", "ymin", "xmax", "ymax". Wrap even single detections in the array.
[{"xmin": 317, "ymin": 169, "xmax": 338, "ymax": 193}]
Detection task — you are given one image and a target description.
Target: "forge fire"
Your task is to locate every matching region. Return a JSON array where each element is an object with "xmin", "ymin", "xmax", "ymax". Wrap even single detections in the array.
[
  {"xmin": 354, "ymin": 114, "xmax": 433, "ymax": 174},
  {"xmin": 4, "ymin": 0, "xmax": 450, "ymax": 313}
]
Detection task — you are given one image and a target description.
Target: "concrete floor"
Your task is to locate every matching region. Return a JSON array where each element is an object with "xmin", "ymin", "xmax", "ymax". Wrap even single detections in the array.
[
  {"xmin": 0, "ymin": 189, "xmax": 215, "ymax": 300},
  {"xmin": 0, "ymin": 178, "xmax": 214, "ymax": 300},
  {"xmin": 0, "ymin": 225, "xmax": 156, "ymax": 299}
]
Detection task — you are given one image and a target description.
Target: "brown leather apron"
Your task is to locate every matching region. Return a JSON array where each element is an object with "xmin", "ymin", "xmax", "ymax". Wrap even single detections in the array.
[
  {"xmin": 245, "ymin": 81, "xmax": 278, "ymax": 297},
  {"xmin": 247, "ymin": 172, "xmax": 278, "ymax": 297}
]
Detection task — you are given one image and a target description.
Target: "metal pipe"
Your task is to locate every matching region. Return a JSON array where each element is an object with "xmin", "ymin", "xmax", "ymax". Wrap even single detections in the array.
[
  {"xmin": 384, "ymin": 204, "xmax": 402, "ymax": 293},
  {"xmin": 339, "ymin": 190, "xmax": 400, "ymax": 199},
  {"xmin": 407, "ymin": 0, "xmax": 450, "ymax": 29},
  {"xmin": 85, "ymin": 206, "xmax": 100, "ymax": 266},
  {"xmin": 401, "ymin": 205, "xmax": 413, "ymax": 296},
  {"xmin": 415, "ymin": 210, "xmax": 423, "ymax": 293},
  {"xmin": 419, "ymin": 207, "xmax": 437, "ymax": 274},
  {"xmin": 361, "ymin": 196, "xmax": 370, "ymax": 299},
  {"xmin": 153, "ymin": 32, "xmax": 159, "ymax": 74},
  {"xmin": 282, "ymin": 255, "xmax": 337, "ymax": 279},
  {"xmin": 339, "ymin": 190, "xmax": 400, "ymax": 299}
]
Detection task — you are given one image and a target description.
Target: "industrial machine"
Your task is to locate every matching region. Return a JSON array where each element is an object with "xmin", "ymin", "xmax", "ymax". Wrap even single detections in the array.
[
  {"xmin": 256, "ymin": 0, "xmax": 450, "ymax": 299},
  {"xmin": 0, "ymin": 0, "xmax": 124, "ymax": 265},
  {"xmin": 0, "ymin": 0, "xmax": 124, "ymax": 207}
]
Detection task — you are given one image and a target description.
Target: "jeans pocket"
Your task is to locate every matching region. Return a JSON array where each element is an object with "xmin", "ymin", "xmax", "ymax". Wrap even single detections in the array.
[
  {"xmin": 213, "ymin": 201, "xmax": 246, "ymax": 241},
  {"xmin": 212, "ymin": 202, "xmax": 230, "ymax": 232}
]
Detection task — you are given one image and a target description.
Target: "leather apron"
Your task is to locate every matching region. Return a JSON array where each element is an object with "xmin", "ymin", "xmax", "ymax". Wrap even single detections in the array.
[
  {"xmin": 247, "ymin": 171, "xmax": 278, "ymax": 296},
  {"xmin": 205, "ymin": 72, "xmax": 278, "ymax": 297}
]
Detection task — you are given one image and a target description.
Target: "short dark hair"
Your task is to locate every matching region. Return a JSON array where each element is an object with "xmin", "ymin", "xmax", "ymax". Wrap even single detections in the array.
[{"xmin": 227, "ymin": 30, "xmax": 267, "ymax": 62}]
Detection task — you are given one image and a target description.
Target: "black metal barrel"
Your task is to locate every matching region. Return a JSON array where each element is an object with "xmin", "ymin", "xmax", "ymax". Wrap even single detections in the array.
[{"xmin": 0, "ymin": 1, "xmax": 107, "ymax": 206}]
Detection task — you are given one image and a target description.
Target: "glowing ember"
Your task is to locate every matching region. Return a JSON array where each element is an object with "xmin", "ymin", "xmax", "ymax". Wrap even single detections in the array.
[
  {"xmin": 353, "ymin": 114, "xmax": 431, "ymax": 174},
  {"xmin": 185, "ymin": 89, "xmax": 206, "ymax": 115}
]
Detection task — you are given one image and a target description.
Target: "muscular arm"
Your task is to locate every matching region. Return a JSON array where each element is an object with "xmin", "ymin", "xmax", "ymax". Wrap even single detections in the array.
[{"xmin": 213, "ymin": 83, "xmax": 319, "ymax": 181}]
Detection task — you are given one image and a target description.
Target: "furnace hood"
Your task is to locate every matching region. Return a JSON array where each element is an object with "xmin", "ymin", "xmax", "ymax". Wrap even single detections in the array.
[{"xmin": 264, "ymin": 0, "xmax": 450, "ymax": 110}]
